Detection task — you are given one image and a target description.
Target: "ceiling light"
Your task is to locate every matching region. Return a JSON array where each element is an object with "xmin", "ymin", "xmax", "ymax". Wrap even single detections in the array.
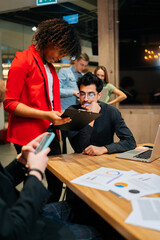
[{"xmin": 32, "ymin": 26, "xmax": 37, "ymax": 32}]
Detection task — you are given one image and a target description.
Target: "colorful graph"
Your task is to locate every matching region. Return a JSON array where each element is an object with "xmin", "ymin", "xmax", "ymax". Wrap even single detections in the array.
[
  {"xmin": 114, "ymin": 182, "xmax": 128, "ymax": 188},
  {"xmin": 106, "ymin": 170, "xmax": 121, "ymax": 176}
]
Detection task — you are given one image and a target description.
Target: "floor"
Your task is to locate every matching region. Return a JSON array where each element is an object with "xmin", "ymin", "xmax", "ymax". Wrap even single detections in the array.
[
  {"xmin": 0, "ymin": 142, "xmax": 68, "ymax": 198},
  {"xmin": 0, "ymin": 142, "xmax": 17, "ymax": 167},
  {"xmin": 0, "ymin": 125, "xmax": 74, "ymax": 168}
]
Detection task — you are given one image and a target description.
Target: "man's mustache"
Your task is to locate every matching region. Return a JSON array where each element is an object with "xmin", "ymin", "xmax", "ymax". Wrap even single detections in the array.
[{"xmin": 82, "ymin": 101, "xmax": 90, "ymax": 106}]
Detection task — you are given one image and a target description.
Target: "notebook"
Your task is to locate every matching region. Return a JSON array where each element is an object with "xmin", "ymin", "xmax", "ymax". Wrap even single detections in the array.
[
  {"xmin": 116, "ymin": 125, "xmax": 160, "ymax": 162},
  {"xmin": 56, "ymin": 108, "xmax": 102, "ymax": 131},
  {"xmin": 100, "ymin": 87, "xmax": 108, "ymax": 102}
]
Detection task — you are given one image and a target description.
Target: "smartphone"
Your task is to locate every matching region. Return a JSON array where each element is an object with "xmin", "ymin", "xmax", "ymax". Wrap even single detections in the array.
[{"xmin": 34, "ymin": 132, "xmax": 55, "ymax": 154}]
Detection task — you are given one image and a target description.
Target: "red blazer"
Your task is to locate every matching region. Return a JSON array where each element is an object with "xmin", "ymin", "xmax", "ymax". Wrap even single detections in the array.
[{"xmin": 4, "ymin": 45, "xmax": 61, "ymax": 145}]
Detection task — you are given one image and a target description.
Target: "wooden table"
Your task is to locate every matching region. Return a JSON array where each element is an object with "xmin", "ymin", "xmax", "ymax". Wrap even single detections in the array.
[{"xmin": 47, "ymin": 150, "xmax": 160, "ymax": 240}]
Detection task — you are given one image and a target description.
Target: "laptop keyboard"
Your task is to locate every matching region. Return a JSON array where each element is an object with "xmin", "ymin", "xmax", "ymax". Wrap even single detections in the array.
[{"xmin": 134, "ymin": 149, "xmax": 152, "ymax": 159}]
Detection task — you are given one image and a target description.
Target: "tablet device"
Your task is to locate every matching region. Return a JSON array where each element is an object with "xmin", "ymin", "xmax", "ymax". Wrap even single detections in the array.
[{"xmin": 57, "ymin": 108, "xmax": 102, "ymax": 131}]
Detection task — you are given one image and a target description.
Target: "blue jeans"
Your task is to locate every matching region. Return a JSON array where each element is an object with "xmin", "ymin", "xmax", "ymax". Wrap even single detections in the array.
[{"xmin": 42, "ymin": 201, "xmax": 102, "ymax": 240}]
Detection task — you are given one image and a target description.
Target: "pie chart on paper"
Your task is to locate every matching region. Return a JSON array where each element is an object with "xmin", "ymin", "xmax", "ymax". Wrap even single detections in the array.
[
  {"xmin": 106, "ymin": 170, "xmax": 121, "ymax": 176},
  {"xmin": 114, "ymin": 182, "xmax": 128, "ymax": 188}
]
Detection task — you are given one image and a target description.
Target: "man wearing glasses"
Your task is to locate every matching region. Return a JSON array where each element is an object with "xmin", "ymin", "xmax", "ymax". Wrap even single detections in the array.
[{"xmin": 67, "ymin": 72, "xmax": 136, "ymax": 156}]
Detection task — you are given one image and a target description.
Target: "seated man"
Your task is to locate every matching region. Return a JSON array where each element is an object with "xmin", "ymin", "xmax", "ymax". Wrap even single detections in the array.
[{"xmin": 68, "ymin": 72, "xmax": 136, "ymax": 155}]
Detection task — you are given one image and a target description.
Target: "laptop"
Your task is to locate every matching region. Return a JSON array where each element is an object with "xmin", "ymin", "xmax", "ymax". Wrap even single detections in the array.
[
  {"xmin": 116, "ymin": 125, "xmax": 160, "ymax": 162},
  {"xmin": 100, "ymin": 87, "xmax": 108, "ymax": 102}
]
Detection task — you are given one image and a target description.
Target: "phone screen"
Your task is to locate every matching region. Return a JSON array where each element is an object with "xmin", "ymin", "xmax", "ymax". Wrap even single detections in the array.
[{"xmin": 34, "ymin": 133, "xmax": 55, "ymax": 154}]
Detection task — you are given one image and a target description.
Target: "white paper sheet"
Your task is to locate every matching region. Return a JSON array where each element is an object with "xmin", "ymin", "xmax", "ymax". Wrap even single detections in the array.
[
  {"xmin": 71, "ymin": 167, "xmax": 160, "ymax": 200},
  {"xmin": 109, "ymin": 173, "xmax": 160, "ymax": 200},
  {"xmin": 125, "ymin": 197, "xmax": 160, "ymax": 231},
  {"xmin": 71, "ymin": 167, "xmax": 137, "ymax": 191}
]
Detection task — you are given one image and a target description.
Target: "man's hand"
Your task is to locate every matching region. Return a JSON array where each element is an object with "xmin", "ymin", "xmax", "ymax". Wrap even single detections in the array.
[
  {"xmin": 81, "ymin": 102, "xmax": 101, "ymax": 127},
  {"xmin": 83, "ymin": 145, "xmax": 108, "ymax": 156},
  {"xmin": 82, "ymin": 102, "xmax": 101, "ymax": 113},
  {"xmin": 73, "ymin": 90, "xmax": 79, "ymax": 97}
]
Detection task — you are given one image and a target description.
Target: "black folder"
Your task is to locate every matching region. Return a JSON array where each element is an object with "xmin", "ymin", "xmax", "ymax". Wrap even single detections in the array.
[{"xmin": 57, "ymin": 108, "xmax": 102, "ymax": 131}]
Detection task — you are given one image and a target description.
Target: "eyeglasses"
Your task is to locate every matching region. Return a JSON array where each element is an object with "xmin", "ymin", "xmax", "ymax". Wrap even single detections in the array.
[{"xmin": 79, "ymin": 92, "xmax": 97, "ymax": 98}]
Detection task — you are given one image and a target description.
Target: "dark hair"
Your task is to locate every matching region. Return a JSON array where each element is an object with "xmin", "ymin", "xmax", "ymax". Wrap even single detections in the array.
[
  {"xmin": 32, "ymin": 18, "xmax": 81, "ymax": 58},
  {"xmin": 94, "ymin": 65, "xmax": 109, "ymax": 84},
  {"xmin": 76, "ymin": 52, "xmax": 89, "ymax": 62},
  {"xmin": 77, "ymin": 72, "xmax": 103, "ymax": 93}
]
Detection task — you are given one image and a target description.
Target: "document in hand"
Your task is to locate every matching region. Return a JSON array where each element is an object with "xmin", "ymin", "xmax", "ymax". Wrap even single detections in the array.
[{"xmin": 57, "ymin": 108, "xmax": 102, "ymax": 131}]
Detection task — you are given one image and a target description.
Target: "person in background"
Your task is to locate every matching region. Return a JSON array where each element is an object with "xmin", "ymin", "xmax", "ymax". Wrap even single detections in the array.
[
  {"xmin": 58, "ymin": 52, "xmax": 89, "ymax": 111},
  {"xmin": 3, "ymin": 18, "xmax": 81, "ymax": 202},
  {"xmin": 94, "ymin": 65, "xmax": 127, "ymax": 105},
  {"xmin": 58, "ymin": 52, "xmax": 89, "ymax": 153},
  {"xmin": 68, "ymin": 72, "xmax": 136, "ymax": 156}
]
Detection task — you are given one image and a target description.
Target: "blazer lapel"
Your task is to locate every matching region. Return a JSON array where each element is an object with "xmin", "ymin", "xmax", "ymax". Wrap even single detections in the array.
[
  {"xmin": 48, "ymin": 64, "xmax": 61, "ymax": 112},
  {"xmin": 29, "ymin": 45, "xmax": 51, "ymax": 109},
  {"xmin": 29, "ymin": 45, "xmax": 61, "ymax": 139}
]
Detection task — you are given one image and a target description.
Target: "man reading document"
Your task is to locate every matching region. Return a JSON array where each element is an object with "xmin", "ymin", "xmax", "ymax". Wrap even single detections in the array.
[{"xmin": 67, "ymin": 72, "xmax": 136, "ymax": 155}]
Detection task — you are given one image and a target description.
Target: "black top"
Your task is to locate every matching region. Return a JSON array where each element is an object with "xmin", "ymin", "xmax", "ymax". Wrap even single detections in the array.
[
  {"xmin": 0, "ymin": 160, "xmax": 74, "ymax": 240},
  {"xmin": 68, "ymin": 101, "xmax": 136, "ymax": 154}
]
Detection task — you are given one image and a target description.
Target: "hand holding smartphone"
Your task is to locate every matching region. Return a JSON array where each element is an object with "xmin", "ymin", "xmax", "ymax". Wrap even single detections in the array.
[{"xmin": 34, "ymin": 132, "xmax": 55, "ymax": 154}]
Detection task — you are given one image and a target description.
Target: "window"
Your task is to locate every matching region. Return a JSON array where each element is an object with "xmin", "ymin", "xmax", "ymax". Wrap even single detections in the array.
[{"xmin": 119, "ymin": 0, "xmax": 160, "ymax": 105}]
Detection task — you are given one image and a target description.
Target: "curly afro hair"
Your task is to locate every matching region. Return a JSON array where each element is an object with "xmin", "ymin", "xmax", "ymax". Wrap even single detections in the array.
[{"xmin": 32, "ymin": 18, "xmax": 81, "ymax": 58}]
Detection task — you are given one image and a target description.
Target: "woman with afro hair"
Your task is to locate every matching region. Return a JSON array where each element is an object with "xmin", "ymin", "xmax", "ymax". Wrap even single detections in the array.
[{"xmin": 4, "ymin": 18, "xmax": 81, "ymax": 202}]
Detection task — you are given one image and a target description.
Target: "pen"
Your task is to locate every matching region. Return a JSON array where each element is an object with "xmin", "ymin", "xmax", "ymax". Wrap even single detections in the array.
[{"xmin": 109, "ymin": 190, "xmax": 122, "ymax": 198}]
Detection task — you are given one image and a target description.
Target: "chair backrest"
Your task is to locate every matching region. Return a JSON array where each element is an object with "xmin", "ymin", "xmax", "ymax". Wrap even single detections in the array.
[{"xmin": 100, "ymin": 87, "xmax": 108, "ymax": 102}]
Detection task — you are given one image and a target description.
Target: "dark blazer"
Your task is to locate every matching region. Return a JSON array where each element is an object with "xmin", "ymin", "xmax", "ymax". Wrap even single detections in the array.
[{"xmin": 0, "ymin": 160, "xmax": 74, "ymax": 240}]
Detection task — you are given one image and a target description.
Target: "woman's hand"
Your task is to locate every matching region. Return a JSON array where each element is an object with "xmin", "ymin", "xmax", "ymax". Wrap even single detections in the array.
[
  {"xmin": 46, "ymin": 111, "xmax": 71, "ymax": 125},
  {"xmin": 14, "ymin": 104, "xmax": 71, "ymax": 126}
]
